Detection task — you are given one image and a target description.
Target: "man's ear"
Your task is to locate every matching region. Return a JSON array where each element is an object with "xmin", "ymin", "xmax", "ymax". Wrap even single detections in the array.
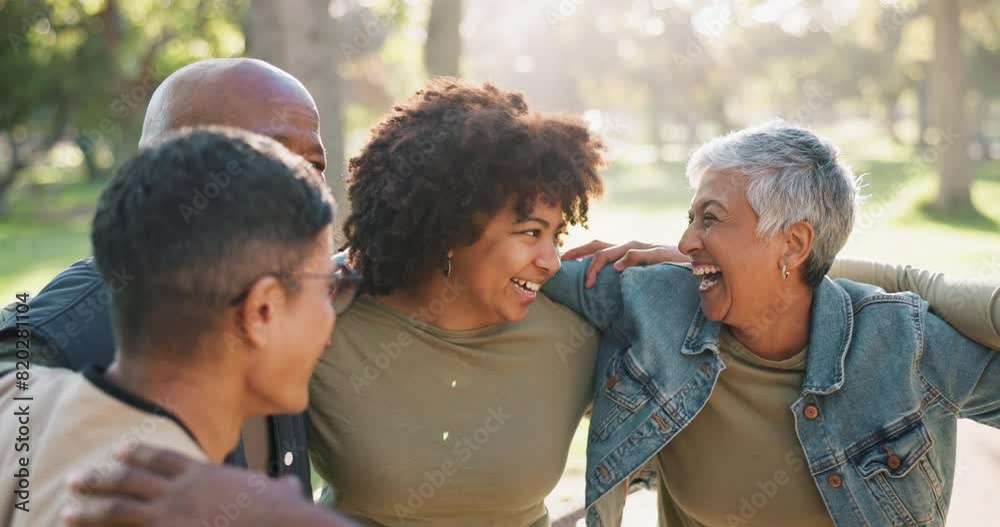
[
  {"xmin": 238, "ymin": 276, "xmax": 286, "ymax": 348},
  {"xmin": 784, "ymin": 221, "xmax": 815, "ymax": 270}
]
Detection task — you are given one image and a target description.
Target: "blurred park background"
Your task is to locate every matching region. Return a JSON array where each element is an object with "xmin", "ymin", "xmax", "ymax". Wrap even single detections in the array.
[{"xmin": 0, "ymin": 0, "xmax": 998, "ymax": 524}]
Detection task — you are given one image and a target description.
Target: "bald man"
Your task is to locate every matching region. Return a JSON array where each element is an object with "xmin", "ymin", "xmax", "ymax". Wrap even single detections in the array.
[{"xmin": 0, "ymin": 58, "xmax": 325, "ymax": 498}]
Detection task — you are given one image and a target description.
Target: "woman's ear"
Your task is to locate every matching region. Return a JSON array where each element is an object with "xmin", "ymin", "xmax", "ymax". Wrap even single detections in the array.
[{"xmin": 784, "ymin": 221, "xmax": 815, "ymax": 270}]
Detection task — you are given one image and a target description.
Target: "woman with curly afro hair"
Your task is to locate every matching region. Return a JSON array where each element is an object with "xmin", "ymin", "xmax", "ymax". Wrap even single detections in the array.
[{"xmin": 307, "ymin": 79, "xmax": 606, "ymax": 526}]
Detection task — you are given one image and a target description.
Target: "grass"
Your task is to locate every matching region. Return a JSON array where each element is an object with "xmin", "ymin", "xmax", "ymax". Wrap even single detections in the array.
[
  {"xmin": 0, "ymin": 181, "xmax": 102, "ymax": 300},
  {"xmin": 2, "ymin": 159, "xmax": 997, "ymax": 299}
]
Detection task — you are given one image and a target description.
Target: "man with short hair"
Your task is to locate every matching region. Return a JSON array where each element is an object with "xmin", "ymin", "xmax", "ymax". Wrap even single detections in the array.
[
  {"xmin": 0, "ymin": 127, "xmax": 355, "ymax": 526},
  {"xmin": 0, "ymin": 58, "xmax": 329, "ymax": 493}
]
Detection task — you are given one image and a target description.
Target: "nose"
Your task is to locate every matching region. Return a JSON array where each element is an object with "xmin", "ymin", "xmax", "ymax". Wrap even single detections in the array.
[
  {"xmin": 536, "ymin": 240, "xmax": 562, "ymax": 276},
  {"xmin": 678, "ymin": 223, "xmax": 702, "ymax": 257}
]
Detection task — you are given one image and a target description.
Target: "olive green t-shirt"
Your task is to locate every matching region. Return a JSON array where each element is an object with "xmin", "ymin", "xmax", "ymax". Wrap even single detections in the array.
[
  {"xmin": 307, "ymin": 294, "xmax": 599, "ymax": 527},
  {"xmin": 656, "ymin": 327, "xmax": 834, "ymax": 527}
]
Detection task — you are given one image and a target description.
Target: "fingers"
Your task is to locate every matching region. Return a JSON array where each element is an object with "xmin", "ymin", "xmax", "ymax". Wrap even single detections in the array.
[
  {"xmin": 613, "ymin": 246, "xmax": 687, "ymax": 271},
  {"xmin": 62, "ymin": 497, "xmax": 154, "ymax": 527},
  {"xmin": 68, "ymin": 463, "xmax": 170, "ymax": 501},
  {"xmin": 560, "ymin": 239, "xmax": 614, "ymax": 261},
  {"xmin": 116, "ymin": 444, "xmax": 194, "ymax": 478},
  {"xmin": 583, "ymin": 241, "xmax": 657, "ymax": 288}
]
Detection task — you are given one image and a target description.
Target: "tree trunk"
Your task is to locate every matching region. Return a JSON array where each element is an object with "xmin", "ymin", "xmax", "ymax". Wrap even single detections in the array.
[
  {"xmin": 882, "ymin": 92, "xmax": 902, "ymax": 144},
  {"xmin": 0, "ymin": 135, "xmax": 24, "ymax": 219},
  {"xmin": 646, "ymin": 78, "xmax": 665, "ymax": 163},
  {"xmin": 917, "ymin": 76, "xmax": 929, "ymax": 147},
  {"xmin": 974, "ymin": 94, "xmax": 991, "ymax": 160},
  {"xmin": 930, "ymin": 0, "xmax": 972, "ymax": 211},
  {"xmin": 424, "ymin": 0, "xmax": 463, "ymax": 78},
  {"xmin": 684, "ymin": 114, "xmax": 699, "ymax": 152},
  {"xmin": 77, "ymin": 136, "xmax": 104, "ymax": 181},
  {"xmin": 247, "ymin": 0, "xmax": 347, "ymax": 238}
]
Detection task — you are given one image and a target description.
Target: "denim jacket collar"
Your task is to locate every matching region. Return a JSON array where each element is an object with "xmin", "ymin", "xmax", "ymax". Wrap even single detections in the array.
[
  {"xmin": 801, "ymin": 277, "xmax": 854, "ymax": 395},
  {"xmin": 679, "ymin": 308, "xmax": 721, "ymax": 356},
  {"xmin": 677, "ymin": 276, "xmax": 854, "ymax": 394}
]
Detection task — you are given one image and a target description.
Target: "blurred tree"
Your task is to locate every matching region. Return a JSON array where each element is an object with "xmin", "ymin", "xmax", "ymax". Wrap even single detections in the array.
[
  {"xmin": 965, "ymin": 3, "xmax": 1000, "ymax": 160},
  {"xmin": 247, "ymin": 0, "xmax": 347, "ymax": 235},
  {"xmin": 930, "ymin": 0, "xmax": 972, "ymax": 211},
  {"xmin": 0, "ymin": 0, "xmax": 246, "ymax": 217},
  {"xmin": 424, "ymin": 0, "xmax": 462, "ymax": 77}
]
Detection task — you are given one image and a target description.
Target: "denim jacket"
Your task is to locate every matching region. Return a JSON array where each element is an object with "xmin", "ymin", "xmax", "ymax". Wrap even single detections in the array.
[{"xmin": 541, "ymin": 259, "xmax": 999, "ymax": 526}]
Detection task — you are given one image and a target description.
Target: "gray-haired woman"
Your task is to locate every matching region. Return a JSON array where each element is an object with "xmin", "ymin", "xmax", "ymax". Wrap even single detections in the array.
[{"xmin": 544, "ymin": 121, "xmax": 1000, "ymax": 526}]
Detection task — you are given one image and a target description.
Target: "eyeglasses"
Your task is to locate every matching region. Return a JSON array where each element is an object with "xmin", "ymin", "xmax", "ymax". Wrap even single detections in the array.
[
  {"xmin": 230, "ymin": 263, "xmax": 363, "ymax": 315},
  {"xmin": 303, "ymin": 263, "xmax": 363, "ymax": 315}
]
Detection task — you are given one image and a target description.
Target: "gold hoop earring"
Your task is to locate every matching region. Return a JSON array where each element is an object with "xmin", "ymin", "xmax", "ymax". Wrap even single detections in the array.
[
  {"xmin": 444, "ymin": 257, "xmax": 452, "ymax": 278},
  {"xmin": 781, "ymin": 263, "xmax": 789, "ymax": 280}
]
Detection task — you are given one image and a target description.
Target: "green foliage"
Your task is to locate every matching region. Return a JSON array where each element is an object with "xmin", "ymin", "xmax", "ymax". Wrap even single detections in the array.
[{"xmin": 0, "ymin": 0, "xmax": 247, "ymax": 202}]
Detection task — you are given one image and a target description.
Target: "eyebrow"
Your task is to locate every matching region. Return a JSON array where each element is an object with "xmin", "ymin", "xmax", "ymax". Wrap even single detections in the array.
[
  {"xmin": 693, "ymin": 199, "xmax": 729, "ymax": 213},
  {"xmin": 516, "ymin": 216, "xmax": 567, "ymax": 230}
]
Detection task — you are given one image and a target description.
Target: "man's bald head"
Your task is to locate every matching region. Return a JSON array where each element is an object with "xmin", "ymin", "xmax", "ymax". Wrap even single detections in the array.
[{"xmin": 140, "ymin": 58, "xmax": 327, "ymax": 173}]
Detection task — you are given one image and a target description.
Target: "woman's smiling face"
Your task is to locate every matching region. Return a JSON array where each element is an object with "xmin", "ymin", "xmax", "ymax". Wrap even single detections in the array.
[
  {"xmin": 449, "ymin": 197, "xmax": 566, "ymax": 325},
  {"xmin": 679, "ymin": 170, "xmax": 788, "ymax": 328}
]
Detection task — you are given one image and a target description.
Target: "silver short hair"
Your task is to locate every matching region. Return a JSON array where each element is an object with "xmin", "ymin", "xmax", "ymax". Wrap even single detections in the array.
[{"xmin": 686, "ymin": 120, "xmax": 862, "ymax": 287}]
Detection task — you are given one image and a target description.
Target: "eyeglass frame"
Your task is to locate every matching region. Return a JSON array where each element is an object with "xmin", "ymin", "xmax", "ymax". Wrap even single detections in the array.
[{"xmin": 229, "ymin": 262, "xmax": 362, "ymax": 315}]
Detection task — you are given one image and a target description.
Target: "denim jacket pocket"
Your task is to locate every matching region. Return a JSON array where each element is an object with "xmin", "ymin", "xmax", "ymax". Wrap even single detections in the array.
[
  {"xmin": 603, "ymin": 349, "xmax": 651, "ymax": 411},
  {"xmin": 852, "ymin": 420, "xmax": 945, "ymax": 527},
  {"xmin": 590, "ymin": 349, "xmax": 652, "ymax": 443}
]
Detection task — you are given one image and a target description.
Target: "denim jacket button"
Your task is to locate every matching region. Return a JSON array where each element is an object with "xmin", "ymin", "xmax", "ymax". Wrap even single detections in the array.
[
  {"xmin": 827, "ymin": 474, "xmax": 843, "ymax": 488},
  {"xmin": 803, "ymin": 405, "xmax": 819, "ymax": 420},
  {"xmin": 887, "ymin": 454, "xmax": 902, "ymax": 470}
]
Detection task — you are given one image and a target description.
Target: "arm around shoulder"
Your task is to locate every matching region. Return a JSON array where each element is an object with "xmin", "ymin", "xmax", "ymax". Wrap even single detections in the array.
[
  {"xmin": 919, "ymin": 309, "xmax": 1000, "ymax": 428},
  {"xmin": 831, "ymin": 256, "xmax": 1000, "ymax": 351},
  {"xmin": 542, "ymin": 257, "xmax": 626, "ymax": 332}
]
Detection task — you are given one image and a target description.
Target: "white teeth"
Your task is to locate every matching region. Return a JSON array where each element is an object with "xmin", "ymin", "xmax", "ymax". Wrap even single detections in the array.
[
  {"xmin": 511, "ymin": 278, "xmax": 540, "ymax": 293},
  {"xmin": 693, "ymin": 265, "xmax": 721, "ymax": 276},
  {"xmin": 699, "ymin": 275, "xmax": 719, "ymax": 291},
  {"xmin": 694, "ymin": 265, "xmax": 722, "ymax": 292}
]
